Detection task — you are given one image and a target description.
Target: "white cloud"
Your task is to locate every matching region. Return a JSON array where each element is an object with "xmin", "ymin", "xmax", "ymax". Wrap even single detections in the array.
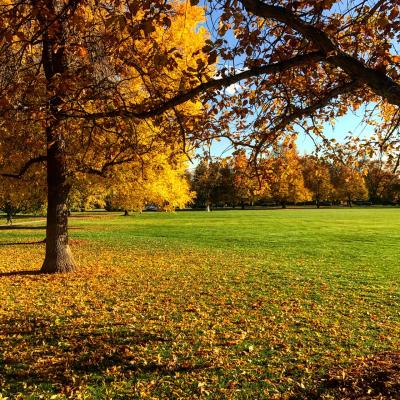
[{"xmin": 225, "ymin": 82, "xmax": 241, "ymax": 95}]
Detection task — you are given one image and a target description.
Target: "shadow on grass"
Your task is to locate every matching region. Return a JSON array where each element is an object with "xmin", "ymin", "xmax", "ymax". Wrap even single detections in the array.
[
  {"xmin": 0, "ymin": 226, "xmax": 80, "ymax": 231},
  {"xmin": 0, "ymin": 239, "xmax": 46, "ymax": 247},
  {"xmin": 3, "ymin": 316, "xmax": 398, "ymax": 399},
  {"xmin": 288, "ymin": 351, "xmax": 400, "ymax": 400},
  {"xmin": 320, "ymin": 351, "xmax": 400, "ymax": 399},
  {"xmin": 0, "ymin": 225, "xmax": 46, "ymax": 230},
  {"xmin": 0, "ymin": 316, "xmax": 210, "ymax": 395},
  {"xmin": 0, "ymin": 270, "xmax": 43, "ymax": 277}
]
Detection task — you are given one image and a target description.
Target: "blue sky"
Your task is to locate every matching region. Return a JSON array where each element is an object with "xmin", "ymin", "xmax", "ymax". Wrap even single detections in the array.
[
  {"xmin": 203, "ymin": 109, "xmax": 374, "ymax": 158},
  {"xmin": 195, "ymin": 1, "xmax": 379, "ymax": 159},
  {"xmin": 297, "ymin": 110, "xmax": 374, "ymax": 155}
]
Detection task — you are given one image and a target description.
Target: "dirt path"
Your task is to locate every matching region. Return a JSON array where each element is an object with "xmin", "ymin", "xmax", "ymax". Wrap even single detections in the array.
[{"xmin": 0, "ymin": 218, "xmax": 46, "ymax": 227}]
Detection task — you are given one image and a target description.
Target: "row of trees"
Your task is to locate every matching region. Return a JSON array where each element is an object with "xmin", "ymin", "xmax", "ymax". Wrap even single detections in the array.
[
  {"xmin": 3, "ymin": 139, "xmax": 398, "ymax": 220},
  {"xmin": 190, "ymin": 143, "xmax": 400, "ymax": 209}
]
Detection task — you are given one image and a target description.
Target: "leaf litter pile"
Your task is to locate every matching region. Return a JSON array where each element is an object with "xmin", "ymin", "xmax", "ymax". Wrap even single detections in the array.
[
  {"xmin": 0, "ymin": 211, "xmax": 399, "ymax": 399},
  {"xmin": 324, "ymin": 352, "xmax": 400, "ymax": 399}
]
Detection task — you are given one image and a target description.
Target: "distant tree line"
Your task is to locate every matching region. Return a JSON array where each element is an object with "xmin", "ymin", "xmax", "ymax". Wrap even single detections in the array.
[
  {"xmin": 1, "ymin": 140, "xmax": 398, "ymax": 220},
  {"xmin": 189, "ymin": 142, "xmax": 400, "ymax": 209}
]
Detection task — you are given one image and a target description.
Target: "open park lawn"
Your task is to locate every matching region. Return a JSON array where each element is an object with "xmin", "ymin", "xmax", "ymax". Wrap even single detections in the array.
[{"xmin": 0, "ymin": 209, "xmax": 399, "ymax": 399}]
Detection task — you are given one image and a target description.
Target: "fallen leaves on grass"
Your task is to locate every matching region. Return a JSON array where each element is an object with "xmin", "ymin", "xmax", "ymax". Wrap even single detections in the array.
[
  {"xmin": 0, "ymin": 213, "xmax": 399, "ymax": 399},
  {"xmin": 323, "ymin": 351, "xmax": 400, "ymax": 399}
]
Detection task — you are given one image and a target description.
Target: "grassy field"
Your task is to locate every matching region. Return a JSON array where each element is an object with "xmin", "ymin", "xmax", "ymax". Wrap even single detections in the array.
[{"xmin": 0, "ymin": 208, "xmax": 399, "ymax": 399}]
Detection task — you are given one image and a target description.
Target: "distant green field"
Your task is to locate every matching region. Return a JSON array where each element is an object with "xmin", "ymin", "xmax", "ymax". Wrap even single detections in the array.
[{"xmin": 0, "ymin": 209, "xmax": 399, "ymax": 399}]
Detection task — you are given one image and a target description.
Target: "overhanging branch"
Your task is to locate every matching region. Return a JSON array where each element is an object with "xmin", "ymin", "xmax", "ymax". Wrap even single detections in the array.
[
  {"xmin": 65, "ymin": 51, "xmax": 324, "ymax": 120},
  {"xmin": 77, "ymin": 157, "xmax": 138, "ymax": 177},
  {"xmin": 240, "ymin": 0, "xmax": 400, "ymax": 107},
  {"xmin": 255, "ymin": 80, "xmax": 360, "ymax": 152},
  {"xmin": 1, "ymin": 155, "xmax": 47, "ymax": 179}
]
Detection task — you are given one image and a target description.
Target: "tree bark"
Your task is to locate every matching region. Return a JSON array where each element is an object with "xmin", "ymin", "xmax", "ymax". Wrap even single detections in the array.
[
  {"xmin": 124, "ymin": 210, "xmax": 130, "ymax": 216},
  {"xmin": 348, "ymin": 198, "xmax": 353, "ymax": 207},
  {"xmin": 38, "ymin": 1, "xmax": 76, "ymax": 273},
  {"xmin": 41, "ymin": 128, "xmax": 76, "ymax": 273}
]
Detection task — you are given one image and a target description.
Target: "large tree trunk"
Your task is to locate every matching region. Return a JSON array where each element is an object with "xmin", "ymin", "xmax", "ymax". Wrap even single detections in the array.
[
  {"xmin": 41, "ymin": 129, "xmax": 76, "ymax": 273},
  {"xmin": 37, "ymin": 2, "xmax": 77, "ymax": 273}
]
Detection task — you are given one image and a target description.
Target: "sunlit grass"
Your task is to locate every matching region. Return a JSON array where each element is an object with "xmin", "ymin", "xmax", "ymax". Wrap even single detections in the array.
[{"xmin": 0, "ymin": 208, "xmax": 399, "ymax": 399}]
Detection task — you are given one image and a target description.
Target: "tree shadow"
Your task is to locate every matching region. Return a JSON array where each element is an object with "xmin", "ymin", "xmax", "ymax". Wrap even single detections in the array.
[
  {"xmin": 69, "ymin": 214, "xmax": 109, "ymax": 218},
  {"xmin": 0, "ymin": 316, "xmax": 211, "ymax": 395},
  {"xmin": 320, "ymin": 351, "xmax": 400, "ymax": 399},
  {"xmin": 0, "ymin": 269, "xmax": 43, "ymax": 277},
  {"xmin": 0, "ymin": 225, "xmax": 46, "ymax": 230},
  {"xmin": 0, "ymin": 239, "xmax": 46, "ymax": 247}
]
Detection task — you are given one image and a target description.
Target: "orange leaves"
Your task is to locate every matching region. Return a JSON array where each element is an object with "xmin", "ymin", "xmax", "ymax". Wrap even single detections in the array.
[
  {"xmin": 207, "ymin": 50, "xmax": 218, "ymax": 65},
  {"xmin": 76, "ymin": 46, "xmax": 88, "ymax": 59},
  {"xmin": 104, "ymin": 148, "xmax": 193, "ymax": 212},
  {"xmin": 389, "ymin": 6, "xmax": 399, "ymax": 21},
  {"xmin": 0, "ymin": 0, "xmax": 213, "ymax": 227},
  {"xmin": 266, "ymin": 142, "xmax": 311, "ymax": 205}
]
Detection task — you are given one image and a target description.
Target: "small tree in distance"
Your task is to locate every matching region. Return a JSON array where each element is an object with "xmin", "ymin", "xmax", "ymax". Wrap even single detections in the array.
[
  {"xmin": 301, "ymin": 156, "xmax": 334, "ymax": 208},
  {"xmin": 0, "ymin": 169, "xmax": 46, "ymax": 224},
  {"xmin": 267, "ymin": 140, "xmax": 310, "ymax": 208}
]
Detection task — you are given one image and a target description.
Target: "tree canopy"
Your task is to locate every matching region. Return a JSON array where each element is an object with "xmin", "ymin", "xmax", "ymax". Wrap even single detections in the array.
[{"xmin": 0, "ymin": 0, "xmax": 211, "ymax": 272}]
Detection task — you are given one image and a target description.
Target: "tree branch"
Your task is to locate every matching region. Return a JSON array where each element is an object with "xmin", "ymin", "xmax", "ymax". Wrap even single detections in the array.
[
  {"xmin": 1, "ymin": 155, "xmax": 47, "ymax": 178},
  {"xmin": 77, "ymin": 157, "xmax": 138, "ymax": 177},
  {"xmin": 240, "ymin": 0, "xmax": 400, "ymax": 107},
  {"xmin": 64, "ymin": 51, "xmax": 324, "ymax": 120},
  {"xmin": 255, "ymin": 80, "xmax": 360, "ymax": 152}
]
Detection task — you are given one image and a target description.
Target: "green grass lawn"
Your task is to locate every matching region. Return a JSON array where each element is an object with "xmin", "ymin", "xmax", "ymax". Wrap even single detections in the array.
[{"xmin": 0, "ymin": 208, "xmax": 399, "ymax": 399}]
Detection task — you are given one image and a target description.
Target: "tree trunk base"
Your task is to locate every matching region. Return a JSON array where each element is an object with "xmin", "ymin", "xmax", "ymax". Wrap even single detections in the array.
[{"xmin": 40, "ymin": 244, "xmax": 76, "ymax": 273}]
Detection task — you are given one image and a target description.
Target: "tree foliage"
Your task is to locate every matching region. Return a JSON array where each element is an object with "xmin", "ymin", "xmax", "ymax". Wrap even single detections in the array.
[
  {"xmin": 301, "ymin": 156, "xmax": 335, "ymax": 207},
  {"xmin": 0, "ymin": 168, "xmax": 46, "ymax": 222},
  {"xmin": 0, "ymin": 0, "xmax": 211, "ymax": 272},
  {"xmin": 191, "ymin": 160, "xmax": 231, "ymax": 209},
  {"xmin": 264, "ymin": 140, "xmax": 310, "ymax": 207},
  {"xmin": 106, "ymin": 151, "xmax": 193, "ymax": 212},
  {"xmin": 190, "ymin": 147, "xmax": 398, "ymax": 208}
]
